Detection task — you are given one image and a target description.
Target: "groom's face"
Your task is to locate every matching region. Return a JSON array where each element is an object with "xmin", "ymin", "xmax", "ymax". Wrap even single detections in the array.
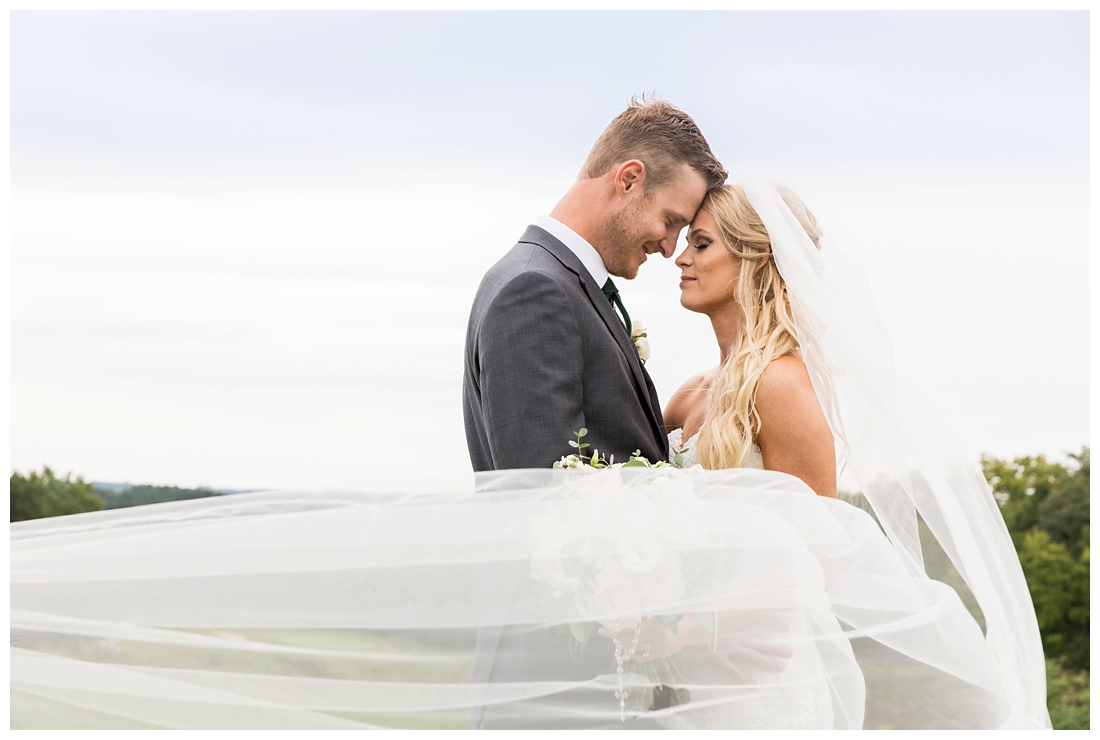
[{"xmin": 600, "ymin": 165, "xmax": 709, "ymax": 280}]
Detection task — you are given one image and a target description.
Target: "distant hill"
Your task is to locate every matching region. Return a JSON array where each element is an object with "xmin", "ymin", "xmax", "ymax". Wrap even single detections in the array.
[
  {"xmin": 11, "ymin": 468, "xmax": 263, "ymax": 521},
  {"xmin": 91, "ymin": 481, "xmax": 132, "ymax": 493},
  {"xmin": 94, "ymin": 484, "xmax": 223, "ymax": 510}
]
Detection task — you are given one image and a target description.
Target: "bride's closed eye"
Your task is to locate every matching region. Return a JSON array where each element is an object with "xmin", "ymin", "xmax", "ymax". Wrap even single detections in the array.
[{"xmin": 694, "ymin": 238, "xmax": 712, "ymax": 250}]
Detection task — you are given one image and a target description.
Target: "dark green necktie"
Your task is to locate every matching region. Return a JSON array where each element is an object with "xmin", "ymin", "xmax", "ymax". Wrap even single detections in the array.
[{"xmin": 601, "ymin": 277, "xmax": 632, "ymax": 337}]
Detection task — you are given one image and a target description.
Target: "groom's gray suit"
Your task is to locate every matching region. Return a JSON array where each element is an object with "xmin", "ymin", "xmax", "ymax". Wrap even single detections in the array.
[{"xmin": 463, "ymin": 224, "xmax": 668, "ymax": 471}]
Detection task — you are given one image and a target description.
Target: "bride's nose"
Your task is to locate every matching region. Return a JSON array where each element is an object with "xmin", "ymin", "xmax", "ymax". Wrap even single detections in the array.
[{"xmin": 675, "ymin": 246, "xmax": 691, "ymax": 268}]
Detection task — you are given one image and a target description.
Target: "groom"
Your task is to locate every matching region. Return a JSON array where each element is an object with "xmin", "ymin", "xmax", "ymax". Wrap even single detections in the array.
[
  {"xmin": 463, "ymin": 97, "xmax": 726, "ymax": 728},
  {"xmin": 463, "ymin": 97, "xmax": 727, "ymax": 471}
]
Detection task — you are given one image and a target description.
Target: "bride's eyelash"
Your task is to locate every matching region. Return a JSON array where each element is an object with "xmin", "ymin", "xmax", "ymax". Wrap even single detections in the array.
[{"xmin": 695, "ymin": 239, "xmax": 711, "ymax": 250}]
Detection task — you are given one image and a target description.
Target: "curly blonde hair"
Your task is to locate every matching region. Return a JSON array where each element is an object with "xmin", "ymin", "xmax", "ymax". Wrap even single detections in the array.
[{"xmin": 695, "ymin": 185, "xmax": 822, "ymax": 469}]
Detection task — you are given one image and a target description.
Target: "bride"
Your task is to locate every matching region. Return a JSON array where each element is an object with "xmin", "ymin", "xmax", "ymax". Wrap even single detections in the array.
[
  {"xmin": 633, "ymin": 184, "xmax": 840, "ymax": 729},
  {"xmin": 10, "ymin": 182, "xmax": 1050, "ymax": 730},
  {"xmin": 664, "ymin": 183, "xmax": 836, "ymax": 491}
]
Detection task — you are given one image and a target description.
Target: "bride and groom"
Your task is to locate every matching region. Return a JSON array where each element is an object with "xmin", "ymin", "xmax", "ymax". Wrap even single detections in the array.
[
  {"xmin": 464, "ymin": 96, "xmax": 833, "ymax": 497},
  {"xmin": 461, "ymin": 97, "xmax": 1051, "ymax": 729},
  {"xmin": 10, "ymin": 98, "xmax": 1051, "ymax": 731}
]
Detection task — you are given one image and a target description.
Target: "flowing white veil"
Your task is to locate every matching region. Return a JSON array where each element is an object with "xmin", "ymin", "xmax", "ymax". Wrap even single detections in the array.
[
  {"xmin": 737, "ymin": 178, "xmax": 1049, "ymax": 728},
  {"xmin": 10, "ymin": 180, "xmax": 1050, "ymax": 730}
]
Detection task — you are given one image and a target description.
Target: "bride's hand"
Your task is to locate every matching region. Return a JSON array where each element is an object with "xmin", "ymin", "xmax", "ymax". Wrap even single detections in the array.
[
  {"xmin": 599, "ymin": 613, "xmax": 794, "ymax": 684},
  {"xmin": 598, "ymin": 615, "xmax": 709, "ymax": 663},
  {"xmin": 707, "ymin": 627, "xmax": 793, "ymax": 684}
]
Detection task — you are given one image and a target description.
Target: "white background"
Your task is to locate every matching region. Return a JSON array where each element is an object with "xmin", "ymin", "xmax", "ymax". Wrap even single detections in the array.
[{"xmin": 10, "ymin": 11, "xmax": 1089, "ymax": 490}]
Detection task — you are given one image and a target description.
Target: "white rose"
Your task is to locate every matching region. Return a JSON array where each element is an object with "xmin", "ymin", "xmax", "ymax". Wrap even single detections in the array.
[
  {"xmin": 572, "ymin": 589, "xmax": 596, "ymax": 622},
  {"xmin": 630, "ymin": 320, "xmax": 647, "ymax": 339},
  {"xmin": 617, "ymin": 536, "xmax": 661, "ymax": 573},
  {"xmin": 648, "ymin": 495, "xmax": 709, "ymax": 545},
  {"xmin": 592, "ymin": 563, "xmax": 641, "ymax": 633},
  {"xmin": 590, "ymin": 487, "xmax": 648, "ymax": 538},
  {"xmin": 568, "ymin": 467, "xmax": 623, "ymax": 500},
  {"xmin": 639, "ymin": 554, "xmax": 687, "ymax": 612},
  {"xmin": 634, "ymin": 336, "xmax": 651, "ymax": 363},
  {"xmin": 530, "ymin": 556, "xmax": 568, "ymax": 590}
]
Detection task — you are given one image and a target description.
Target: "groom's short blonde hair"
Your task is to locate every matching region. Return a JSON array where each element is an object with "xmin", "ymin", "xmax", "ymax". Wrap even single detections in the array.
[{"xmin": 581, "ymin": 95, "xmax": 727, "ymax": 191}]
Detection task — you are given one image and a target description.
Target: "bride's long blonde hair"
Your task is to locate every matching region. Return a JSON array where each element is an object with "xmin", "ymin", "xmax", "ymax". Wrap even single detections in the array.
[{"xmin": 695, "ymin": 184, "xmax": 822, "ymax": 469}]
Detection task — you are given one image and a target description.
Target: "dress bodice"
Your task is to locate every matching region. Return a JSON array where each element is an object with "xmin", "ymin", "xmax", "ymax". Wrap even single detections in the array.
[{"xmin": 668, "ymin": 428, "xmax": 764, "ymax": 470}]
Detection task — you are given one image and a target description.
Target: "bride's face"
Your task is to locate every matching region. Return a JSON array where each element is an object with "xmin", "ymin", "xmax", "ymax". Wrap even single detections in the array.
[{"xmin": 676, "ymin": 209, "xmax": 742, "ymax": 315}]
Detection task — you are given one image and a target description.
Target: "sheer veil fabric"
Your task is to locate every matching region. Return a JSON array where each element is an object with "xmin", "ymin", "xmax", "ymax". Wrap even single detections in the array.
[
  {"xmin": 10, "ymin": 182, "xmax": 1049, "ymax": 730},
  {"xmin": 738, "ymin": 178, "xmax": 1049, "ymax": 728}
]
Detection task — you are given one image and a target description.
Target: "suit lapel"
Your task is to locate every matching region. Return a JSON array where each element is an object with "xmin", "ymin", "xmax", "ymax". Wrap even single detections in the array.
[{"xmin": 518, "ymin": 226, "xmax": 665, "ymax": 446}]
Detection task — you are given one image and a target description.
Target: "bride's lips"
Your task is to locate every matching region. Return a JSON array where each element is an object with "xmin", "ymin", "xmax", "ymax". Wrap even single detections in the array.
[{"xmin": 679, "ymin": 275, "xmax": 696, "ymax": 288}]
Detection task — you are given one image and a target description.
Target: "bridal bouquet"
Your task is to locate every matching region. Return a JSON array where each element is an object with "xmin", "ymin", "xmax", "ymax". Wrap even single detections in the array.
[{"xmin": 529, "ymin": 430, "xmax": 710, "ymax": 718}]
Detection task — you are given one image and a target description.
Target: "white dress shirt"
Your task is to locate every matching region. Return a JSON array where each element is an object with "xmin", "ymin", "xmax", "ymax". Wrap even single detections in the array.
[{"xmin": 534, "ymin": 215, "xmax": 609, "ymax": 287}]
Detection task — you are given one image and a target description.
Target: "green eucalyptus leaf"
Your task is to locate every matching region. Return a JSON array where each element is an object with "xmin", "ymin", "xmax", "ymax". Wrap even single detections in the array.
[{"xmin": 660, "ymin": 613, "xmax": 685, "ymax": 635}]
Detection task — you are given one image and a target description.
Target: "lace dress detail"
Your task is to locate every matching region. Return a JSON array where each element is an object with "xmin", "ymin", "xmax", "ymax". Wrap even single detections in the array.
[{"xmin": 668, "ymin": 428, "xmax": 764, "ymax": 470}]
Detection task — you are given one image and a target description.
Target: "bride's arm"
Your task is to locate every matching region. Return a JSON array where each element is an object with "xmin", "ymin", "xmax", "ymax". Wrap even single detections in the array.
[{"xmin": 755, "ymin": 356, "xmax": 837, "ymax": 498}]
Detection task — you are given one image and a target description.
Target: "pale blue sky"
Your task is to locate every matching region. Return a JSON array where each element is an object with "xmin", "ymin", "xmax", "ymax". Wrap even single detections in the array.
[
  {"xmin": 10, "ymin": 11, "xmax": 1090, "ymax": 489},
  {"xmin": 13, "ymin": 11, "xmax": 1087, "ymax": 168}
]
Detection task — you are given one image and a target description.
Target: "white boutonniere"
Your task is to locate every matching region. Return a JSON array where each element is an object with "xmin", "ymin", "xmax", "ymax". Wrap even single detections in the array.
[{"xmin": 631, "ymin": 321, "xmax": 650, "ymax": 364}]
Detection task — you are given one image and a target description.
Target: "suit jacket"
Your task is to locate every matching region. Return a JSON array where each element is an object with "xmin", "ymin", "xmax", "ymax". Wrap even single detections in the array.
[
  {"xmin": 463, "ymin": 224, "xmax": 668, "ymax": 471},
  {"xmin": 463, "ymin": 225, "xmax": 670, "ymax": 728}
]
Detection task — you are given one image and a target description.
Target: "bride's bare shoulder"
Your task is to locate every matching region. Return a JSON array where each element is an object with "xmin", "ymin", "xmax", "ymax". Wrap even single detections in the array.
[
  {"xmin": 663, "ymin": 370, "xmax": 713, "ymax": 431},
  {"xmin": 756, "ymin": 354, "xmax": 814, "ymax": 403},
  {"xmin": 756, "ymin": 354, "xmax": 836, "ymax": 497}
]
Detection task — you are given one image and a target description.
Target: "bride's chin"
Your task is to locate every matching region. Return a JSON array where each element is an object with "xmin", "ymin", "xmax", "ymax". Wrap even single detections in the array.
[{"xmin": 679, "ymin": 297, "xmax": 704, "ymax": 314}]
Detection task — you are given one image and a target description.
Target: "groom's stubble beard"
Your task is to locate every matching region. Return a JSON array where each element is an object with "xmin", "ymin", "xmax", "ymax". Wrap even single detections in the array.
[{"xmin": 599, "ymin": 195, "xmax": 651, "ymax": 280}]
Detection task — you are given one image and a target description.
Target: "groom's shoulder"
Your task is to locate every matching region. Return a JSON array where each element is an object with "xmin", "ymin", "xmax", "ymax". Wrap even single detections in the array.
[{"xmin": 476, "ymin": 232, "xmax": 577, "ymax": 299}]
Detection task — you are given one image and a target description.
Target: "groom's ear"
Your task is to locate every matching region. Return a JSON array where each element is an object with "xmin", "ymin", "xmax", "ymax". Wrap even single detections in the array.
[{"xmin": 613, "ymin": 160, "xmax": 647, "ymax": 196}]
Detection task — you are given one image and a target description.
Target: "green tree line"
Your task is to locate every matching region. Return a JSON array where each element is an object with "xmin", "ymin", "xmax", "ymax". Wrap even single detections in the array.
[
  {"xmin": 9, "ymin": 467, "xmax": 104, "ymax": 521},
  {"xmin": 983, "ymin": 446, "xmax": 1089, "ymax": 729},
  {"xmin": 10, "ymin": 467, "xmax": 220, "ymax": 522}
]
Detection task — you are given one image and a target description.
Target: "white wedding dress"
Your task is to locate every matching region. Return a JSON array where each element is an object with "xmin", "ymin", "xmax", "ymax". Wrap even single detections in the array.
[{"xmin": 657, "ymin": 430, "xmax": 832, "ymax": 730}]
